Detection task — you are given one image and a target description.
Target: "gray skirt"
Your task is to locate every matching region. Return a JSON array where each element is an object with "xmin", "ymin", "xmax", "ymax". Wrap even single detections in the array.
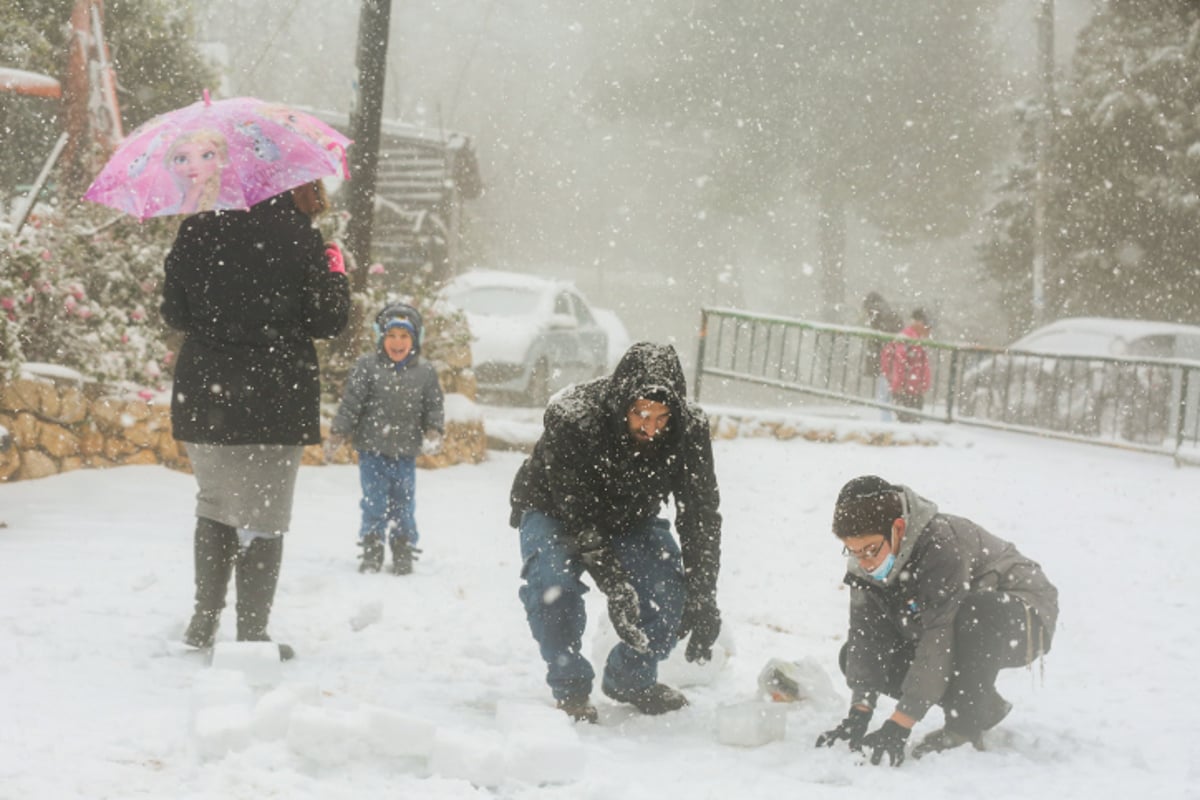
[{"xmin": 185, "ymin": 443, "xmax": 303, "ymax": 534}]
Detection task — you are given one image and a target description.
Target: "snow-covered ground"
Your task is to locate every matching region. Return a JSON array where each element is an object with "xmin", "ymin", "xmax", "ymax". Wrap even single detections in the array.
[{"xmin": 0, "ymin": 410, "xmax": 1195, "ymax": 799}]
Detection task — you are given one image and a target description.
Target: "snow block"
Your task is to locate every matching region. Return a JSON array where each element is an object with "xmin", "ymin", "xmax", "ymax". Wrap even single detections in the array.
[
  {"xmin": 506, "ymin": 732, "xmax": 587, "ymax": 785},
  {"xmin": 350, "ymin": 599, "xmax": 383, "ymax": 632},
  {"xmin": 193, "ymin": 703, "xmax": 254, "ymax": 759},
  {"xmin": 429, "ymin": 728, "xmax": 509, "ymax": 787},
  {"xmin": 755, "ymin": 657, "xmax": 843, "ymax": 711},
  {"xmin": 211, "ymin": 641, "xmax": 283, "ymax": 687},
  {"xmin": 252, "ymin": 683, "xmax": 322, "ymax": 741},
  {"xmin": 715, "ymin": 701, "xmax": 787, "ymax": 747},
  {"xmin": 492, "ymin": 701, "xmax": 586, "ymax": 785},
  {"xmin": 190, "ymin": 668, "xmax": 254, "ymax": 716},
  {"xmin": 364, "ymin": 705, "xmax": 437, "ymax": 759},
  {"xmin": 494, "ymin": 700, "xmax": 575, "ymax": 736},
  {"xmin": 287, "ymin": 706, "xmax": 368, "ymax": 766}
]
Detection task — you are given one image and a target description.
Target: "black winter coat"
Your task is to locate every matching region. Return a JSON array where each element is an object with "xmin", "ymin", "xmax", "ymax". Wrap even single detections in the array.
[
  {"xmin": 161, "ymin": 195, "xmax": 350, "ymax": 445},
  {"xmin": 510, "ymin": 342, "xmax": 723, "ymax": 598}
]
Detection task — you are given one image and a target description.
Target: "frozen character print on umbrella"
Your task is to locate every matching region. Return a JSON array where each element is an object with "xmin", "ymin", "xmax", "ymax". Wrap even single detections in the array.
[
  {"xmin": 234, "ymin": 120, "xmax": 282, "ymax": 163},
  {"xmin": 84, "ymin": 92, "xmax": 352, "ymax": 220},
  {"xmin": 164, "ymin": 129, "xmax": 228, "ymax": 215},
  {"xmin": 255, "ymin": 103, "xmax": 347, "ymax": 174}
]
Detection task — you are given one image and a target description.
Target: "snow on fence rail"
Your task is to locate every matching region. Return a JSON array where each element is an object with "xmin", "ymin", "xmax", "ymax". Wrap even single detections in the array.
[{"xmin": 693, "ymin": 307, "xmax": 1200, "ymax": 464}]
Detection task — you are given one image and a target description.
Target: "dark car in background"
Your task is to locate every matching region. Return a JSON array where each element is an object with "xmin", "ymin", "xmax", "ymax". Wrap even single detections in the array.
[
  {"xmin": 439, "ymin": 270, "xmax": 615, "ymax": 406},
  {"xmin": 956, "ymin": 317, "xmax": 1200, "ymax": 443}
]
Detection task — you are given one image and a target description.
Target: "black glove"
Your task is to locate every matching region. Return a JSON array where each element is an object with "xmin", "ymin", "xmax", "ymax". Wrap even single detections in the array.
[
  {"xmin": 579, "ymin": 542, "xmax": 649, "ymax": 653},
  {"xmin": 602, "ymin": 579, "xmax": 649, "ymax": 653},
  {"xmin": 815, "ymin": 705, "xmax": 873, "ymax": 750},
  {"xmin": 860, "ymin": 720, "xmax": 911, "ymax": 767},
  {"xmin": 678, "ymin": 594, "xmax": 721, "ymax": 663}
]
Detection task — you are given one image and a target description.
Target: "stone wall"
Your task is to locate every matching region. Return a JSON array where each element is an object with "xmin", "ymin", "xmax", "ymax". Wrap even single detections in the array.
[
  {"xmin": 0, "ymin": 349, "xmax": 486, "ymax": 483},
  {"xmin": 0, "ymin": 376, "xmax": 184, "ymax": 482}
]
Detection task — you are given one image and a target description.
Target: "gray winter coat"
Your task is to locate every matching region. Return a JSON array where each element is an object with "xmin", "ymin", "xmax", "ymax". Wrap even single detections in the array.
[
  {"xmin": 844, "ymin": 485, "xmax": 1058, "ymax": 720},
  {"xmin": 331, "ymin": 348, "xmax": 444, "ymax": 459}
]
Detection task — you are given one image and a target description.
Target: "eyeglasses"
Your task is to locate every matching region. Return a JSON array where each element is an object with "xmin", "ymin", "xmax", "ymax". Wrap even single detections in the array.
[{"xmin": 842, "ymin": 539, "xmax": 887, "ymax": 561}]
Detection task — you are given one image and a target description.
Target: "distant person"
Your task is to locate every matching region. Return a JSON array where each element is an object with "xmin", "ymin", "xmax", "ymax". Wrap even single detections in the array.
[
  {"xmin": 164, "ymin": 180, "xmax": 350, "ymax": 660},
  {"xmin": 330, "ymin": 301, "xmax": 445, "ymax": 575},
  {"xmin": 880, "ymin": 308, "xmax": 934, "ymax": 423},
  {"xmin": 509, "ymin": 342, "xmax": 723, "ymax": 723},
  {"xmin": 862, "ymin": 292, "xmax": 904, "ymax": 421},
  {"xmin": 816, "ymin": 475, "xmax": 1057, "ymax": 766}
]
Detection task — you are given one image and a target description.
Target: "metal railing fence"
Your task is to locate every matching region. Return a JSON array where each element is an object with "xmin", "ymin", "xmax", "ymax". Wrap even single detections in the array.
[{"xmin": 694, "ymin": 307, "xmax": 1200, "ymax": 461}]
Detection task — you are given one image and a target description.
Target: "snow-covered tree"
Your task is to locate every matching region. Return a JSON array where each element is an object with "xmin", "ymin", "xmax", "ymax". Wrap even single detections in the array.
[
  {"xmin": 981, "ymin": 0, "xmax": 1200, "ymax": 332},
  {"xmin": 1, "ymin": 209, "xmax": 175, "ymax": 388}
]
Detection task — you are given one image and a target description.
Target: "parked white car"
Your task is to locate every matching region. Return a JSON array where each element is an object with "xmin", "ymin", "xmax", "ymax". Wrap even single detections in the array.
[
  {"xmin": 958, "ymin": 316, "xmax": 1200, "ymax": 442},
  {"xmin": 440, "ymin": 270, "xmax": 614, "ymax": 405}
]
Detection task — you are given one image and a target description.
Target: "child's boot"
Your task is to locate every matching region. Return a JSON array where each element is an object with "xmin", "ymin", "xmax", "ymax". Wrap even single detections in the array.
[
  {"xmin": 391, "ymin": 537, "xmax": 419, "ymax": 575},
  {"xmin": 359, "ymin": 533, "xmax": 385, "ymax": 573}
]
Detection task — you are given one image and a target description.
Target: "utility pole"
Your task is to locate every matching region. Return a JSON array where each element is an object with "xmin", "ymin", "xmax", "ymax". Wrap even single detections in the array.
[
  {"xmin": 345, "ymin": 0, "xmax": 392, "ymax": 295},
  {"xmin": 333, "ymin": 0, "xmax": 392, "ymax": 364},
  {"xmin": 1031, "ymin": 0, "xmax": 1056, "ymax": 328}
]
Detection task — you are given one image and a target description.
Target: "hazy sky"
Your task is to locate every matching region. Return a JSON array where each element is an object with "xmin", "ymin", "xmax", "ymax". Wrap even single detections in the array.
[{"xmin": 190, "ymin": 0, "xmax": 1099, "ymax": 350}]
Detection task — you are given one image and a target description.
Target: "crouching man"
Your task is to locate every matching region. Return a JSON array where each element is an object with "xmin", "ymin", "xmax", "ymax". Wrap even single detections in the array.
[
  {"xmin": 510, "ymin": 342, "xmax": 723, "ymax": 722},
  {"xmin": 817, "ymin": 475, "xmax": 1058, "ymax": 765}
]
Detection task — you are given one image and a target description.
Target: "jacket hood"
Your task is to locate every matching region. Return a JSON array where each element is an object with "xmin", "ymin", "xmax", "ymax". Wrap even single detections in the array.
[
  {"xmin": 603, "ymin": 342, "xmax": 688, "ymax": 443},
  {"xmin": 375, "ymin": 301, "xmax": 424, "ymax": 357},
  {"xmin": 846, "ymin": 483, "xmax": 938, "ymax": 586}
]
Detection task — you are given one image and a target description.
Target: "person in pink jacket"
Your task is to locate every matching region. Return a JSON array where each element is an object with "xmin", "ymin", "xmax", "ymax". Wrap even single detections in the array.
[{"xmin": 880, "ymin": 309, "xmax": 933, "ymax": 423}]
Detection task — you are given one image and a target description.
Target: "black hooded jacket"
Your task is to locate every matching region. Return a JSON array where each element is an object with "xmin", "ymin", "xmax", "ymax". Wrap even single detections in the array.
[{"xmin": 510, "ymin": 342, "xmax": 722, "ymax": 597}]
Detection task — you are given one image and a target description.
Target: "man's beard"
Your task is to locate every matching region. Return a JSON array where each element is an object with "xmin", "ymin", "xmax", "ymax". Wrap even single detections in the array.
[{"xmin": 627, "ymin": 430, "xmax": 669, "ymax": 457}]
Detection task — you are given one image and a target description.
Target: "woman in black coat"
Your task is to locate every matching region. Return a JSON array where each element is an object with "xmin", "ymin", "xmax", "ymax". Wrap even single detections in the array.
[{"xmin": 161, "ymin": 182, "xmax": 349, "ymax": 659}]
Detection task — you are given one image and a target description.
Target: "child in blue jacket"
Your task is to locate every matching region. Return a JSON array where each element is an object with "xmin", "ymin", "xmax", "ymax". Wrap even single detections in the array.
[{"xmin": 331, "ymin": 302, "xmax": 444, "ymax": 574}]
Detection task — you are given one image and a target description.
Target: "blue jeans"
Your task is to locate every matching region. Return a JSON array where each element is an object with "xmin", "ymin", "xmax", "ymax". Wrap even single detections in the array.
[
  {"xmin": 875, "ymin": 375, "xmax": 894, "ymax": 422},
  {"xmin": 518, "ymin": 510, "xmax": 685, "ymax": 702},
  {"xmin": 357, "ymin": 452, "xmax": 419, "ymax": 545}
]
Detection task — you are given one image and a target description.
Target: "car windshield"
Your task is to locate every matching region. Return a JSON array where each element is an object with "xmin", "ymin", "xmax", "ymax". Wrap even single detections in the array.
[{"xmin": 448, "ymin": 286, "xmax": 541, "ymax": 317}]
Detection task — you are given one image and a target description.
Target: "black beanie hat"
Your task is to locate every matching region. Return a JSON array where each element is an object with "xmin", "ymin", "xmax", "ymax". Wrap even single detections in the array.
[{"xmin": 832, "ymin": 475, "xmax": 902, "ymax": 539}]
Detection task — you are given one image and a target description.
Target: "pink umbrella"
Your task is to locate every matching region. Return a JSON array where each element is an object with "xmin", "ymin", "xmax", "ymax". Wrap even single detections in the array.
[{"xmin": 83, "ymin": 91, "xmax": 352, "ymax": 220}]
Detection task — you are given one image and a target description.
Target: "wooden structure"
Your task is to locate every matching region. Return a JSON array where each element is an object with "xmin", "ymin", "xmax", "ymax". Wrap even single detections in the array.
[{"xmin": 312, "ymin": 110, "xmax": 482, "ymax": 281}]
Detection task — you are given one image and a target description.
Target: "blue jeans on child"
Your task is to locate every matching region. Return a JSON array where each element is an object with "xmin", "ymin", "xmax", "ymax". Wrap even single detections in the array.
[
  {"xmin": 518, "ymin": 510, "xmax": 686, "ymax": 703},
  {"xmin": 357, "ymin": 451, "xmax": 419, "ymax": 546}
]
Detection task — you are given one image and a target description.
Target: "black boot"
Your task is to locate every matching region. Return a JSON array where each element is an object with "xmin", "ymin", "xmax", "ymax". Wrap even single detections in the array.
[
  {"xmin": 391, "ymin": 537, "xmax": 420, "ymax": 575},
  {"xmin": 359, "ymin": 532, "xmax": 385, "ymax": 573},
  {"xmin": 183, "ymin": 517, "xmax": 238, "ymax": 649},
  {"xmin": 602, "ymin": 682, "xmax": 689, "ymax": 715},
  {"xmin": 556, "ymin": 695, "xmax": 599, "ymax": 724},
  {"xmin": 235, "ymin": 535, "xmax": 295, "ymax": 661}
]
